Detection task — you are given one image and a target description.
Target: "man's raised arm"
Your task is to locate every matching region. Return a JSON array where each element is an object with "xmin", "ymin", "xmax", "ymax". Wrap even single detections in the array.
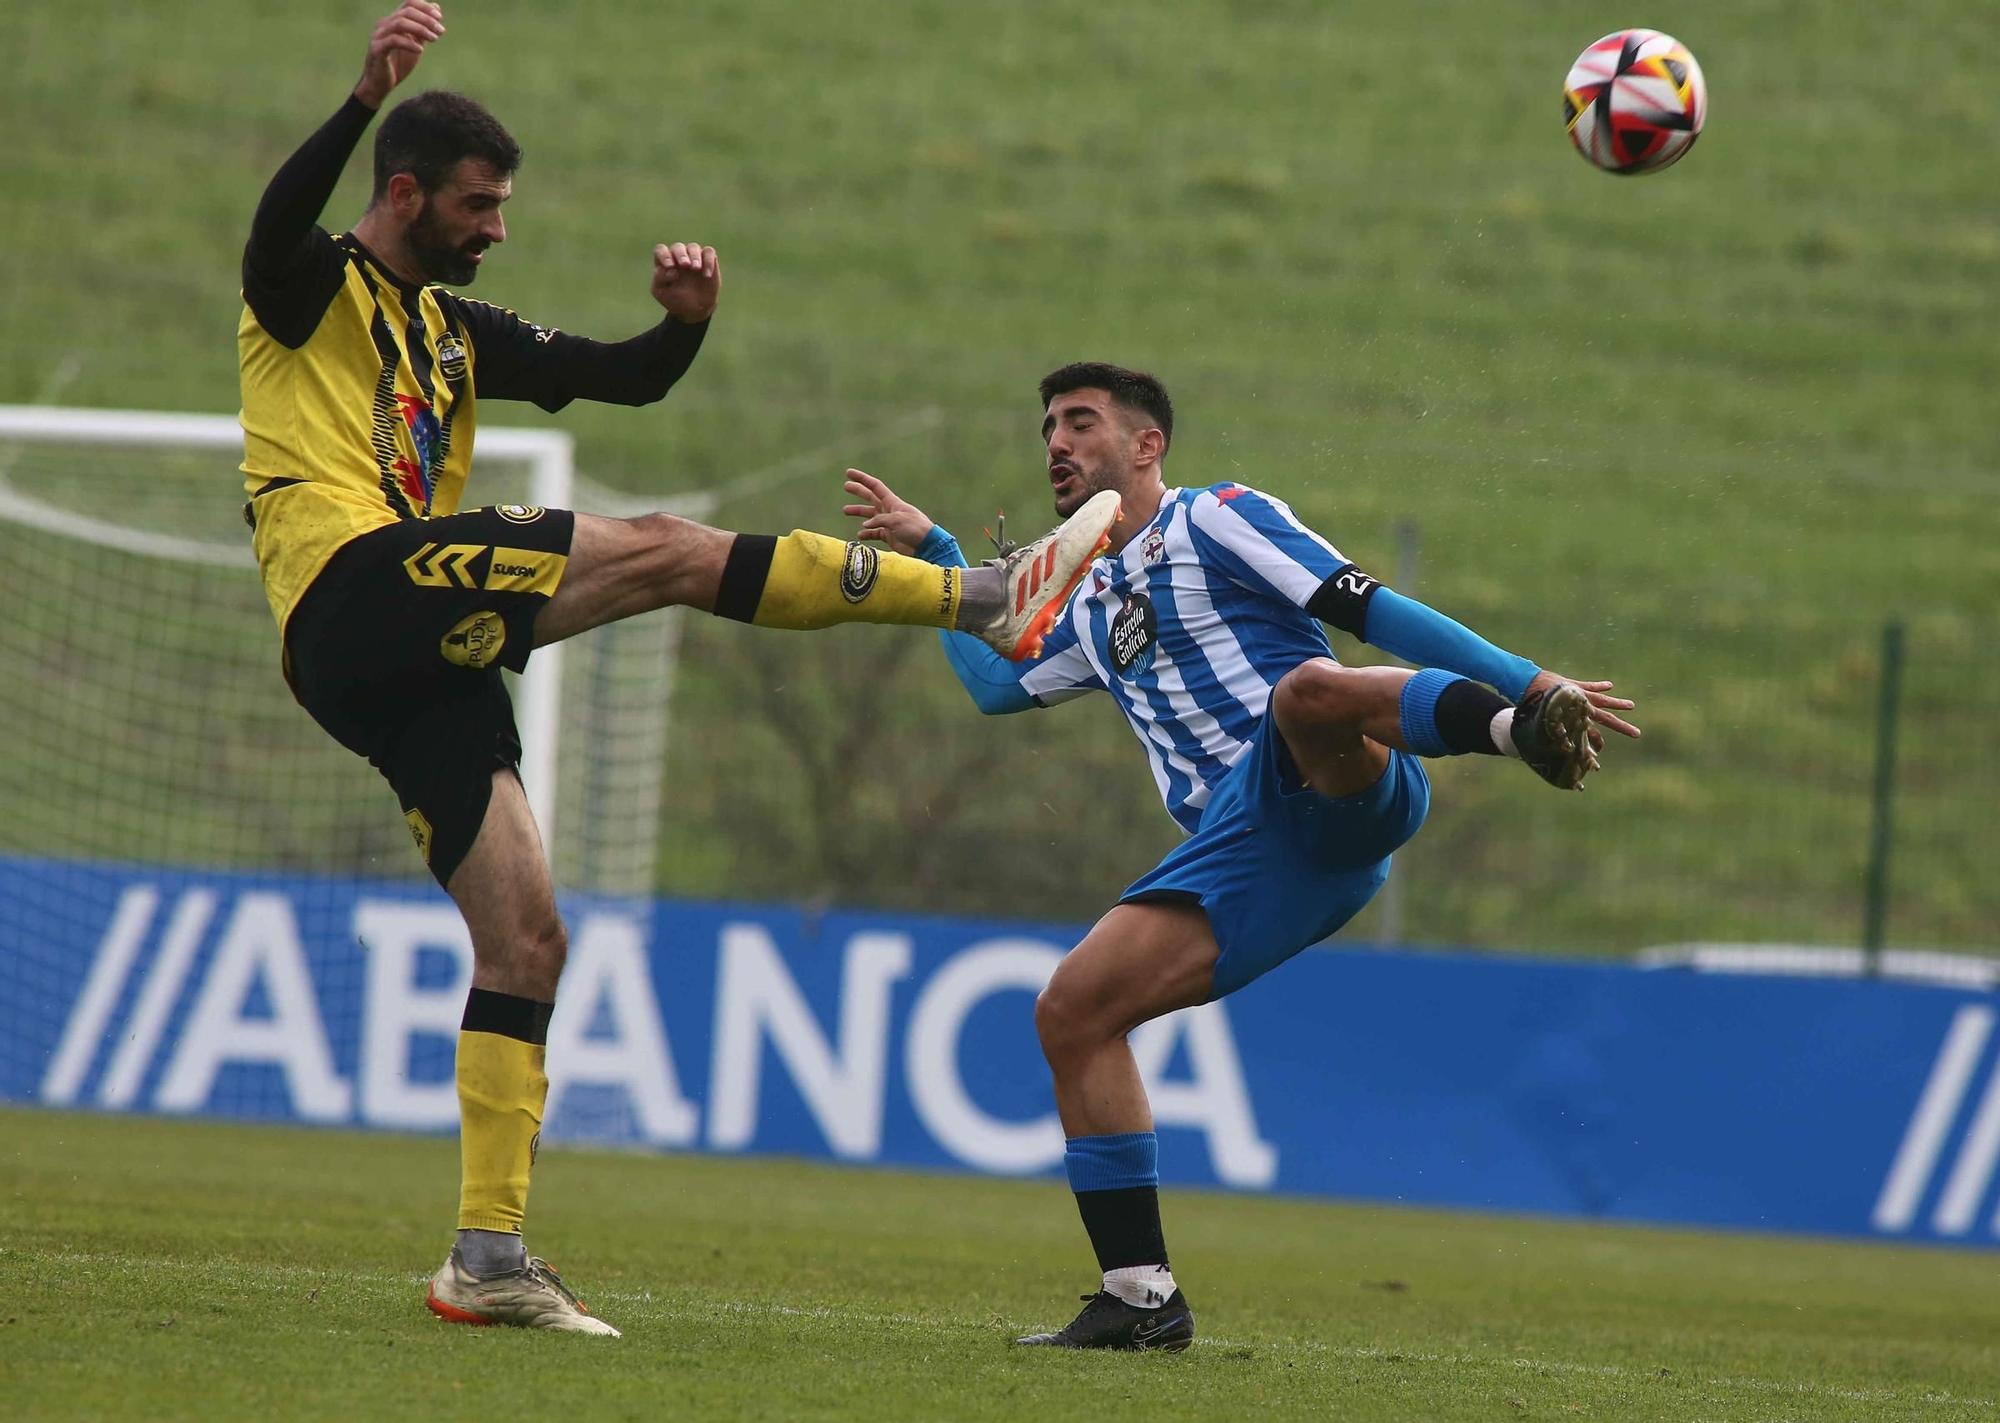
[
  {"xmin": 442, "ymin": 242, "xmax": 718, "ymax": 412},
  {"xmin": 244, "ymin": 2, "xmax": 444, "ymax": 341}
]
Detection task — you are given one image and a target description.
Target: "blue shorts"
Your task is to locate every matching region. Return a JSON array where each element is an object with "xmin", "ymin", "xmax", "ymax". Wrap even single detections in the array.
[{"xmin": 1121, "ymin": 709, "xmax": 1431, "ymax": 999}]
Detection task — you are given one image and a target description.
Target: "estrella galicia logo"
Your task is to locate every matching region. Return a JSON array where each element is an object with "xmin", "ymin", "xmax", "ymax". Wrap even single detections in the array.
[
  {"xmin": 1109, "ymin": 591, "xmax": 1157, "ymax": 680},
  {"xmin": 436, "ymin": 333, "xmax": 469, "ymax": 382},
  {"xmin": 840, "ymin": 541, "xmax": 880, "ymax": 603}
]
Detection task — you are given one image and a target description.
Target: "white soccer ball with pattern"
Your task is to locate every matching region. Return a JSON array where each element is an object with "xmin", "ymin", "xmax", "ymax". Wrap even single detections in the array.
[{"xmin": 1563, "ymin": 29, "xmax": 1707, "ymax": 174}]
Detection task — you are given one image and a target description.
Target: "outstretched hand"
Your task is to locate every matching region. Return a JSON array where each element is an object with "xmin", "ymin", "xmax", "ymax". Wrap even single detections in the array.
[
  {"xmin": 355, "ymin": 1, "xmax": 444, "ymax": 110},
  {"xmin": 652, "ymin": 242, "xmax": 720, "ymax": 323},
  {"xmin": 1525, "ymin": 671, "xmax": 1640, "ymax": 751},
  {"xmin": 842, "ymin": 469, "xmax": 935, "ymax": 556}
]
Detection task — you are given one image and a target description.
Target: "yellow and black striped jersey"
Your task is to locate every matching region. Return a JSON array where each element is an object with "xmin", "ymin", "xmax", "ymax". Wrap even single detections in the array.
[{"xmin": 238, "ymin": 95, "xmax": 708, "ymax": 635}]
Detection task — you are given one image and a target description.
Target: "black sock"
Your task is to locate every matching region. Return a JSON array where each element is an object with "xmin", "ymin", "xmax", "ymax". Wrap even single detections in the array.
[
  {"xmin": 1075, "ymin": 1186, "xmax": 1169, "ymax": 1271},
  {"xmin": 712, "ymin": 533, "xmax": 776, "ymax": 623},
  {"xmin": 1432, "ymin": 677, "xmax": 1510, "ymax": 756}
]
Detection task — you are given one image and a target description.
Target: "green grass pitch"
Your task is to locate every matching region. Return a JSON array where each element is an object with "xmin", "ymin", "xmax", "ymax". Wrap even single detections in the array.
[{"xmin": 4, "ymin": 1108, "xmax": 1997, "ymax": 1421}]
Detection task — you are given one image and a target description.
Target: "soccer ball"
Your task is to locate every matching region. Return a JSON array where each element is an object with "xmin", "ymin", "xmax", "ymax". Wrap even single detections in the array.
[{"xmin": 1563, "ymin": 29, "xmax": 1707, "ymax": 174}]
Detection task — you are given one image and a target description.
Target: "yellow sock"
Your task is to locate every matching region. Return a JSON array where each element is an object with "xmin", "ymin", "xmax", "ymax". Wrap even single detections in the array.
[
  {"xmin": 456, "ymin": 1028, "xmax": 548, "ymax": 1234},
  {"xmin": 717, "ymin": 530, "xmax": 961, "ymax": 630}
]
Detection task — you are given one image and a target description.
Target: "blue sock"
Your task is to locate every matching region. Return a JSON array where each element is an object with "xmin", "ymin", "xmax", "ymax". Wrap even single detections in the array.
[
  {"xmin": 1399, "ymin": 670, "xmax": 1513, "ymax": 757},
  {"xmin": 1397, "ymin": 668, "xmax": 1466, "ymax": 757},
  {"xmin": 1064, "ymin": 1133, "xmax": 1159, "ymax": 1192}
]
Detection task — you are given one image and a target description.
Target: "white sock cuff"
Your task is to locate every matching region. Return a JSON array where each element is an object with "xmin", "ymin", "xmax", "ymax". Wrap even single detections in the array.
[
  {"xmin": 1490, "ymin": 705, "xmax": 1520, "ymax": 759},
  {"xmin": 1103, "ymin": 1263, "xmax": 1177, "ymax": 1308}
]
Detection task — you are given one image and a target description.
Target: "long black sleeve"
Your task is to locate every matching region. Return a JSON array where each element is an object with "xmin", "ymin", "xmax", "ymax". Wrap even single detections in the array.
[
  {"xmin": 443, "ymin": 294, "xmax": 712, "ymax": 412},
  {"xmin": 242, "ymin": 95, "xmax": 374, "ymax": 346}
]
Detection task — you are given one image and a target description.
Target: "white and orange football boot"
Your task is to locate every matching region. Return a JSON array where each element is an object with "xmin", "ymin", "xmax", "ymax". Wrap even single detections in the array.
[
  {"xmin": 425, "ymin": 1246, "xmax": 621, "ymax": 1336},
  {"xmin": 971, "ymin": 489, "xmax": 1119, "ymax": 661}
]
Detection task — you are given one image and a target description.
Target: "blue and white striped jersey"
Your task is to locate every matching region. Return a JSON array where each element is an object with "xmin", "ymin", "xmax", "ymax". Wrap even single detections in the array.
[{"xmin": 1018, "ymin": 483, "xmax": 1352, "ymax": 833}]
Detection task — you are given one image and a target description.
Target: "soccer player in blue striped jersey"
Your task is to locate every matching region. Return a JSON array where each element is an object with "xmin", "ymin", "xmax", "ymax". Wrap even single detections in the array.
[{"xmin": 843, "ymin": 361, "xmax": 1641, "ymax": 1352}]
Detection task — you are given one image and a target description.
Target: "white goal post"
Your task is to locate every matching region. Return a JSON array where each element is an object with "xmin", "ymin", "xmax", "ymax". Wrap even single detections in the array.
[{"xmin": 0, "ymin": 404, "xmax": 574, "ymax": 857}]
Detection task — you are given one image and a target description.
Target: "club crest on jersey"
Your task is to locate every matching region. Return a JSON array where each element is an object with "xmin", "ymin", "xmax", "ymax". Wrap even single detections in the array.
[
  {"xmin": 1109, "ymin": 591, "xmax": 1157, "ymax": 680},
  {"xmin": 436, "ymin": 333, "xmax": 468, "ymax": 382},
  {"xmin": 494, "ymin": 503, "xmax": 545, "ymax": 524},
  {"xmin": 1141, "ymin": 527, "xmax": 1166, "ymax": 564},
  {"xmin": 840, "ymin": 540, "xmax": 880, "ymax": 603}
]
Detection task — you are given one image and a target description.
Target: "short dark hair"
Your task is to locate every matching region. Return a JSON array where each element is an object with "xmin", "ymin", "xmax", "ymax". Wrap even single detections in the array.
[
  {"xmin": 1038, "ymin": 362, "xmax": 1174, "ymax": 451},
  {"xmin": 372, "ymin": 90, "xmax": 522, "ymax": 200}
]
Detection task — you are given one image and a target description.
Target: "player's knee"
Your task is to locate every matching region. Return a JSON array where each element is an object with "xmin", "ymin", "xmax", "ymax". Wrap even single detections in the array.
[
  {"xmin": 627, "ymin": 510, "xmax": 688, "ymax": 543},
  {"xmin": 1274, "ymin": 658, "xmax": 1360, "ymax": 727},
  {"xmin": 626, "ymin": 512, "xmax": 728, "ymax": 603},
  {"xmin": 1033, "ymin": 985, "xmax": 1071, "ymax": 1057},
  {"xmin": 482, "ymin": 908, "xmax": 567, "ymax": 993},
  {"xmin": 623, "ymin": 511, "xmax": 692, "ymax": 570},
  {"xmin": 526, "ymin": 910, "xmax": 569, "ymax": 981},
  {"xmin": 1034, "ymin": 979, "xmax": 1104, "ymax": 1061}
]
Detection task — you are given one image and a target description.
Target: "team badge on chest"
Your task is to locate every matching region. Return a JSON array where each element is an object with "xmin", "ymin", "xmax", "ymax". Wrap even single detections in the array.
[
  {"xmin": 1141, "ymin": 527, "xmax": 1166, "ymax": 564},
  {"xmin": 436, "ymin": 333, "xmax": 469, "ymax": 382}
]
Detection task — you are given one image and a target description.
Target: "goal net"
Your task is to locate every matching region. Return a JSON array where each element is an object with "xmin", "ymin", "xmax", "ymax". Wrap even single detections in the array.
[{"xmin": 0, "ymin": 405, "xmax": 683, "ymax": 1118}]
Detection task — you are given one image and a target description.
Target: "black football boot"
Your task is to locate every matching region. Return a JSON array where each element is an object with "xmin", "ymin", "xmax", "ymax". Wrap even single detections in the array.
[
  {"xmin": 1014, "ymin": 1289, "xmax": 1196, "ymax": 1352},
  {"xmin": 1511, "ymin": 681, "xmax": 1598, "ymax": 790}
]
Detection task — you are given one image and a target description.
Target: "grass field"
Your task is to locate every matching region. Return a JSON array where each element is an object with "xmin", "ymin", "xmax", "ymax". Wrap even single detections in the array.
[
  {"xmin": 1, "ymin": 0, "xmax": 1994, "ymax": 952},
  {"xmin": 4, "ymin": 1108, "xmax": 1999, "ymax": 1422}
]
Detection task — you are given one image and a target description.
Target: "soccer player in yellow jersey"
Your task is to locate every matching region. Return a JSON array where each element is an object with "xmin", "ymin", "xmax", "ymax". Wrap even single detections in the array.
[{"xmin": 240, "ymin": 1, "xmax": 1117, "ymax": 1336}]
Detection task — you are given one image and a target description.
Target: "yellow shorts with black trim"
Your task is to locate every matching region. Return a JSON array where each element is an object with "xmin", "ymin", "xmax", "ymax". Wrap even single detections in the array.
[{"xmin": 282, "ymin": 504, "xmax": 575, "ymax": 886}]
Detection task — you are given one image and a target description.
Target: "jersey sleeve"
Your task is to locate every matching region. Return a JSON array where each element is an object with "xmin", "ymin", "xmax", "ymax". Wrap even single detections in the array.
[
  {"xmin": 1361, "ymin": 590, "xmax": 1541, "ymax": 700},
  {"xmin": 1185, "ymin": 484, "xmax": 1538, "ymax": 696},
  {"xmin": 1015, "ymin": 595, "xmax": 1102, "ymax": 705},
  {"xmin": 444, "ymin": 296, "xmax": 710, "ymax": 413},
  {"xmin": 1184, "ymin": 484, "xmax": 1351, "ymax": 609},
  {"xmin": 241, "ymin": 95, "xmax": 374, "ymax": 349}
]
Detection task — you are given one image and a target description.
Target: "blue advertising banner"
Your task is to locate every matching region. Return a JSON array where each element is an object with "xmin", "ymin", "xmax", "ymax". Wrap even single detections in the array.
[{"xmin": 4, "ymin": 852, "xmax": 1996, "ymax": 1248}]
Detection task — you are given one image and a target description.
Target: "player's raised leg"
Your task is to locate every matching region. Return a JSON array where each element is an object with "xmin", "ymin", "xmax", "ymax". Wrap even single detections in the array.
[
  {"xmin": 1013, "ymin": 901, "xmax": 1215, "ymax": 1352},
  {"xmin": 1271, "ymin": 657, "xmax": 1628, "ymax": 793},
  {"xmin": 421, "ymin": 768, "xmax": 619, "ymax": 1335},
  {"xmin": 531, "ymin": 489, "xmax": 1120, "ymax": 662}
]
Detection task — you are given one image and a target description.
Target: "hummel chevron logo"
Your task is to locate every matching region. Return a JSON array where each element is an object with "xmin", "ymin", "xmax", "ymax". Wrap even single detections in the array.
[{"xmin": 402, "ymin": 542, "xmax": 485, "ymax": 589}]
